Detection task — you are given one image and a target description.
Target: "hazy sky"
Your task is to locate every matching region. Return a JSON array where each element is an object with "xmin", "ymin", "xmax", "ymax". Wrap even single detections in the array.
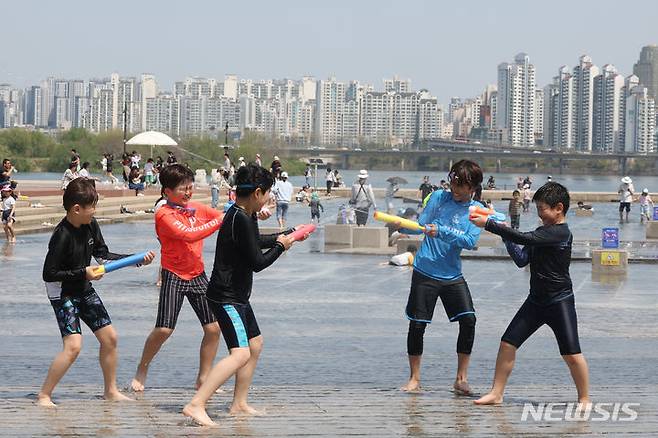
[{"xmin": 1, "ymin": 0, "xmax": 656, "ymax": 104}]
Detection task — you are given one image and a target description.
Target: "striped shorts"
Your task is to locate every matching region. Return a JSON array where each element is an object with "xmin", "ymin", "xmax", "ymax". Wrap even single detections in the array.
[{"xmin": 155, "ymin": 269, "xmax": 217, "ymax": 329}]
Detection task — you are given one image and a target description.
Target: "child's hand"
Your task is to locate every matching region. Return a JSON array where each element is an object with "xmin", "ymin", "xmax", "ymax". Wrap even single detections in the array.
[
  {"xmin": 277, "ymin": 234, "xmax": 294, "ymax": 250},
  {"xmin": 469, "ymin": 215, "xmax": 488, "ymax": 228},
  {"xmin": 293, "ymin": 225, "xmax": 311, "ymax": 241},
  {"xmin": 257, "ymin": 207, "xmax": 272, "ymax": 220},
  {"xmin": 141, "ymin": 251, "xmax": 156, "ymax": 266},
  {"xmin": 86, "ymin": 266, "xmax": 104, "ymax": 281},
  {"xmin": 423, "ymin": 223, "xmax": 438, "ymax": 237}
]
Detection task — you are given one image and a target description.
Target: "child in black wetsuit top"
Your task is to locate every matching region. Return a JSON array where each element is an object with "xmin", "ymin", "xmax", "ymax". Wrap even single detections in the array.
[
  {"xmin": 183, "ymin": 164, "xmax": 307, "ymax": 427},
  {"xmin": 470, "ymin": 182, "xmax": 590, "ymax": 406},
  {"xmin": 37, "ymin": 178, "xmax": 154, "ymax": 407}
]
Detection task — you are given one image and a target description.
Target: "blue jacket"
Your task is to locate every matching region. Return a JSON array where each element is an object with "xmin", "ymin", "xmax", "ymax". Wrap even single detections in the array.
[{"xmin": 403, "ymin": 190, "xmax": 482, "ymax": 280}]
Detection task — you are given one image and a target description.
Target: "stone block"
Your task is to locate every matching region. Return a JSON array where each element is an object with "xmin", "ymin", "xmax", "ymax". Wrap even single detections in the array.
[
  {"xmin": 576, "ymin": 209, "xmax": 594, "ymax": 217},
  {"xmin": 396, "ymin": 236, "xmax": 424, "ymax": 254},
  {"xmin": 591, "ymin": 249, "xmax": 628, "ymax": 274},
  {"xmin": 352, "ymin": 227, "xmax": 388, "ymax": 249},
  {"xmin": 324, "ymin": 224, "xmax": 354, "ymax": 246},
  {"xmin": 646, "ymin": 221, "xmax": 658, "ymax": 239}
]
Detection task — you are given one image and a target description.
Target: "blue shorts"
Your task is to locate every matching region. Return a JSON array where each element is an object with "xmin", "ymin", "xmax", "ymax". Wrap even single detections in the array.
[
  {"xmin": 276, "ymin": 202, "xmax": 289, "ymax": 221},
  {"xmin": 209, "ymin": 302, "xmax": 261, "ymax": 349},
  {"xmin": 49, "ymin": 289, "xmax": 112, "ymax": 337}
]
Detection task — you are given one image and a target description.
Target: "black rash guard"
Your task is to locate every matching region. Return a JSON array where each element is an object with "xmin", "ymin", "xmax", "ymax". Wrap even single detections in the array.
[
  {"xmin": 485, "ymin": 220, "xmax": 573, "ymax": 306},
  {"xmin": 206, "ymin": 204, "xmax": 286, "ymax": 304},
  {"xmin": 43, "ymin": 218, "xmax": 128, "ymax": 299}
]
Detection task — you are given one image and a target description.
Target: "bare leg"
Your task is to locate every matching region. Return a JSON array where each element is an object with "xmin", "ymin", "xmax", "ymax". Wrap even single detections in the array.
[
  {"xmin": 183, "ymin": 348, "xmax": 251, "ymax": 427},
  {"xmin": 474, "ymin": 341, "xmax": 517, "ymax": 405},
  {"xmin": 563, "ymin": 353, "xmax": 590, "ymax": 404},
  {"xmin": 37, "ymin": 334, "xmax": 82, "ymax": 406},
  {"xmin": 195, "ymin": 322, "xmax": 221, "ymax": 389},
  {"xmin": 401, "ymin": 355, "xmax": 422, "ymax": 392},
  {"xmin": 454, "ymin": 353, "xmax": 472, "ymax": 395},
  {"xmin": 94, "ymin": 325, "xmax": 131, "ymax": 401},
  {"xmin": 230, "ymin": 336, "xmax": 263, "ymax": 415},
  {"xmin": 131, "ymin": 327, "xmax": 173, "ymax": 391}
]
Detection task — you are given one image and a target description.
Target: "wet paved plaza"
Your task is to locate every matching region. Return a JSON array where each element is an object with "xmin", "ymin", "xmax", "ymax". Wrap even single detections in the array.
[{"xmin": 1, "ymin": 208, "xmax": 658, "ymax": 436}]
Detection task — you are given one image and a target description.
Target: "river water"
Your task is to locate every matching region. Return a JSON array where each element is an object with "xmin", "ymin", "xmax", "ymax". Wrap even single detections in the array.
[{"xmin": 16, "ymin": 169, "xmax": 658, "ymax": 193}]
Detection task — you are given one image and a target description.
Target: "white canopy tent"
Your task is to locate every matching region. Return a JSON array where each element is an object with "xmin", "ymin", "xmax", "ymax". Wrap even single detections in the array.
[{"xmin": 126, "ymin": 131, "xmax": 178, "ymax": 159}]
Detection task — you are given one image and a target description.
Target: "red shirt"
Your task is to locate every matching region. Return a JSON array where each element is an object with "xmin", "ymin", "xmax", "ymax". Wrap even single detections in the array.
[{"xmin": 155, "ymin": 201, "xmax": 223, "ymax": 280}]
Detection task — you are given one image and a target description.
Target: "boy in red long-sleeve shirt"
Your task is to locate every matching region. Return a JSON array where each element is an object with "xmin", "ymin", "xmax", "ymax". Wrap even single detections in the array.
[{"xmin": 131, "ymin": 164, "xmax": 224, "ymax": 392}]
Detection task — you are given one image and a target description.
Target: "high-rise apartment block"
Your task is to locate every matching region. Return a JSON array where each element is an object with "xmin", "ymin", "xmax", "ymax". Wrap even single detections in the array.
[{"xmin": 496, "ymin": 53, "xmax": 536, "ymax": 147}]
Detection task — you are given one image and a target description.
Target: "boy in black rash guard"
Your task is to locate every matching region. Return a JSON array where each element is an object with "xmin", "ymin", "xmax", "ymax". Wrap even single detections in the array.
[
  {"xmin": 470, "ymin": 182, "xmax": 590, "ymax": 406},
  {"xmin": 37, "ymin": 178, "xmax": 155, "ymax": 407},
  {"xmin": 184, "ymin": 164, "xmax": 305, "ymax": 427}
]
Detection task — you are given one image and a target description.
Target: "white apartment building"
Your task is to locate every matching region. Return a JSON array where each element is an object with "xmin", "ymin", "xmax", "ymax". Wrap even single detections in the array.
[
  {"xmin": 534, "ymin": 89, "xmax": 544, "ymax": 142},
  {"xmin": 625, "ymin": 86, "xmax": 656, "ymax": 154},
  {"xmin": 496, "ymin": 53, "xmax": 536, "ymax": 147},
  {"xmin": 592, "ymin": 64, "xmax": 624, "ymax": 153},
  {"xmin": 315, "ymin": 77, "xmax": 346, "ymax": 145},
  {"xmin": 384, "ymin": 76, "xmax": 411, "ymax": 93},
  {"xmin": 572, "ymin": 55, "xmax": 599, "ymax": 151}
]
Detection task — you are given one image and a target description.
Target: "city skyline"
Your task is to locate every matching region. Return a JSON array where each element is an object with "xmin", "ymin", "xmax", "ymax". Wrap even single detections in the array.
[{"xmin": 1, "ymin": 0, "xmax": 656, "ymax": 104}]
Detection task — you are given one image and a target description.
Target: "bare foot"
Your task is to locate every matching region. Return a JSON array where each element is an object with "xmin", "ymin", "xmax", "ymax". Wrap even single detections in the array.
[
  {"xmin": 36, "ymin": 394, "xmax": 56, "ymax": 407},
  {"xmin": 130, "ymin": 379, "xmax": 145, "ymax": 392},
  {"xmin": 230, "ymin": 403, "xmax": 263, "ymax": 416},
  {"xmin": 183, "ymin": 403, "xmax": 217, "ymax": 426},
  {"xmin": 130, "ymin": 367, "xmax": 147, "ymax": 392},
  {"xmin": 474, "ymin": 392, "xmax": 503, "ymax": 405},
  {"xmin": 453, "ymin": 380, "xmax": 472, "ymax": 396},
  {"xmin": 400, "ymin": 379, "xmax": 421, "ymax": 393},
  {"xmin": 104, "ymin": 390, "xmax": 133, "ymax": 402}
]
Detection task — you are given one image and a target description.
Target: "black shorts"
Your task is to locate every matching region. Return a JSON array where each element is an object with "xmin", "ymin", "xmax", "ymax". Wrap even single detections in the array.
[
  {"xmin": 311, "ymin": 211, "xmax": 320, "ymax": 219},
  {"xmin": 50, "ymin": 289, "xmax": 112, "ymax": 337},
  {"xmin": 209, "ymin": 301, "xmax": 261, "ymax": 350},
  {"xmin": 501, "ymin": 294, "xmax": 581, "ymax": 355},
  {"xmin": 155, "ymin": 270, "xmax": 217, "ymax": 329},
  {"xmin": 405, "ymin": 270, "xmax": 475, "ymax": 323},
  {"xmin": 619, "ymin": 202, "xmax": 631, "ymax": 212},
  {"xmin": 2, "ymin": 210, "xmax": 14, "ymax": 224}
]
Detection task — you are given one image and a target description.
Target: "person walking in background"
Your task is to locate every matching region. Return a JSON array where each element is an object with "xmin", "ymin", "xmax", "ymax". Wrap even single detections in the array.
[
  {"xmin": 1, "ymin": 159, "xmax": 17, "ymax": 187},
  {"xmin": 273, "ymin": 171, "xmax": 293, "ymax": 229},
  {"xmin": 508, "ymin": 190, "xmax": 523, "ymax": 230},
  {"xmin": 385, "ymin": 181, "xmax": 400, "ymax": 214},
  {"xmin": 103, "ymin": 154, "xmax": 118, "ymax": 185},
  {"xmin": 130, "ymin": 151, "xmax": 141, "ymax": 169},
  {"xmin": 2, "ymin": 186, "xmax": 16, "ymax": 243},
  {"xmin": 61, "ymin": 162, "xmax": 79, "ymax": 190},
  {"xmin": 418, "ymin": 176, "xmax": 433, "ymax": 209},
  {"xmin": 121, "ymin": 153, "xmax": 131, "ymax": 184},
  {"xmin": 143, "ymin": 158, "xmax": 156, "ymax": 187},
  {"xmin": 639, "ymin": 188, "xmax": 654, "ymax": 223},
  {"xmin": 522, "ymin": 184, "xmax": 532, "ymax": 213},
  {"xmin": 325, "ymin": 167, "xmax": 336, "ymax": 195},
  {"xmin": 270, "ymin": 155, "xmax": 282, "ymax": 179},
  {"xmin": 70, "ymin": 149, "xmax": 80, "ymax": 172},
  {"xmin": 304, "ymin": 164, "xmax": 313, "ymax": 187},
  {"xmin": 309, "ymin": 190, "xmax": 324, "ymax": 224},
  {"xmin": 255, "ymin": 153, "xmax": 262, "ymax": 167},
  {"xmin": 349, "ymin": 169, "xmax": 376, "ymax": 226},
  {"xmin": 618, "ymin": 176, "xmax": 634, "ymax": 223},
  {"xmin": 333, "ymin": 169, "xmax": 343, "ymax": 188}
]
